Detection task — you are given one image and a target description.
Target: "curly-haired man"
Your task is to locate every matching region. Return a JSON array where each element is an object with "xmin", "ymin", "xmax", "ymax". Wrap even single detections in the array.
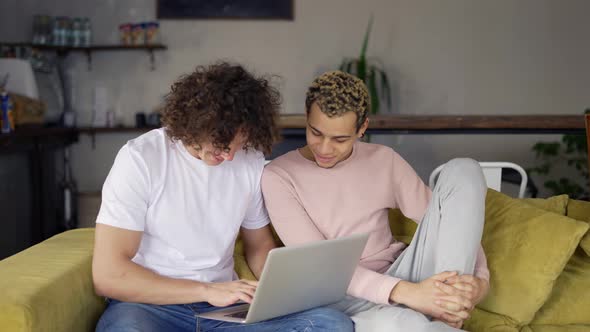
[
  {"xmin": 262, "ymin": 71, "xmax": 490, "ymax": 331},
  {"xmin": 92, "ymin": 63, "xmax": 353, "ymax": 331}
]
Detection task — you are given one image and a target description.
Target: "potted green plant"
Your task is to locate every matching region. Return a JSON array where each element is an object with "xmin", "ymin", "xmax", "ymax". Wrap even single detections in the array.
[
  {"xmin": 340, "ymin": 16, "xmax": 392, "ymax": 115},
  {"xmin": 527, "ymin": 109, "xmax": 589, "ymax": 199}
]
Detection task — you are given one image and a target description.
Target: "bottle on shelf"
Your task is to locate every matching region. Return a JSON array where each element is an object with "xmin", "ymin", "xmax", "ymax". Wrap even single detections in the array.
[
  {"xmin": 0, "ymin": 75, "xmax": 14, "ymax": 134},
  {"xmin": 81, "ymin": 18, "xmax": 92, "ymax": 47},
  {"xmin": 59, "ymin": 148, "xmax": 78, "ymax": 230}
]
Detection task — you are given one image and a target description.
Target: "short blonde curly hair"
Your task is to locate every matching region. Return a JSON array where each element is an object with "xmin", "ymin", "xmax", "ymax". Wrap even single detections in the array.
[{"xmin": 305, "ymin": 70, "xmax": 370, "ymax": 132}]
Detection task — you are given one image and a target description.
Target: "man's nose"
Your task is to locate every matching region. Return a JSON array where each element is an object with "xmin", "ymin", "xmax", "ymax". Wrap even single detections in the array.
[{"xmin": 222, "ymin": 150, "xmax": 235, "ymax": 161}]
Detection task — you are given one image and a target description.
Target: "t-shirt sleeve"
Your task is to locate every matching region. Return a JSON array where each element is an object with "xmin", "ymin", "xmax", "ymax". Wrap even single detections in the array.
[
  {"xmin": 241, "ymin": 155, "xmax": 270, "ymax": 230},
  {"xmin": 96, "ymin": 144, "xmax": 150, "ymax": 231}
]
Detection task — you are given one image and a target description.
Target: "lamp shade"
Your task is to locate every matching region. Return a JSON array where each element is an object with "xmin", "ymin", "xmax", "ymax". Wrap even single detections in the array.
[{"xmin": 0, "ymin": 58, "xmax": 39, "ymax": 100}]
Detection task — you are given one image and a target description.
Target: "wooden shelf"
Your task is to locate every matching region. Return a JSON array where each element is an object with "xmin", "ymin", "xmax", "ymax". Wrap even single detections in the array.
[
  {"xmin": 77, "ymin": 126, "xmax": 157, "ymax": 134},
  {"xmin": 0, "ymin": 127, "xmax": 78, "ymax": 153},
  {"xmin": 1, "ymin": 42, "xmax": 166, "ymax": 51},
  {"xmin": 0, "ymin": 113, "xmax": 584, "ymax": 150},
  {"xmin": 280, "ymin": 114, "xmax": 585, "ymax": 134},
  {"xmin": 74, "ymin": 114, "xmax": 589, "ymax": 135},
  {"xmin": 1, "ymin": 42, "xmax": 167, "ymax": 70}
]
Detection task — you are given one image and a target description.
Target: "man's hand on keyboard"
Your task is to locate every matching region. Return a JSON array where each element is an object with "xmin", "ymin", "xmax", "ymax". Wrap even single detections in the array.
[{"xmin": 205, "ymin": 279, "xmax": 258, "ymax": 307}]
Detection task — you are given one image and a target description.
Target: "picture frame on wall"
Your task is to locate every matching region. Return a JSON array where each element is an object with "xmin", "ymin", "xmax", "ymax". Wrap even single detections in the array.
[{"xmin": 157, "ymin": 0, "xmax": 294, "ymax": 20}]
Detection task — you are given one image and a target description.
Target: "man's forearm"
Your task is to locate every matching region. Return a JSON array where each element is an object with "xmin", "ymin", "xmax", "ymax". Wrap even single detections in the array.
[
  {"xmin": 93, "ymin": 259, "xmax": 209, "ymax": 305},
  {"xmin": 245, "ymin": 249, "xmax": 271, "ymax": 279}
]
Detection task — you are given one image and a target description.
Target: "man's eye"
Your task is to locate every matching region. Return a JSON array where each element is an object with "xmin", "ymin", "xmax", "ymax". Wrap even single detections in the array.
[
  {"xmin": 223, "ymin": 148, "xmax": 231, "ymax": 153},
  {"xmin": 312, "ymin": 131, "xmax": 321, "ymax": 136},
  {"xmin": 335, "ymin": 139, "xmax": 348, "ymax": 143}
]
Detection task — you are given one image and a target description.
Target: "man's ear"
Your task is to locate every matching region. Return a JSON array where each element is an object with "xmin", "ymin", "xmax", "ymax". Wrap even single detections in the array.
[{"xmin": 359, "ymin": 118, "xmax": 369, "ymax": 137}]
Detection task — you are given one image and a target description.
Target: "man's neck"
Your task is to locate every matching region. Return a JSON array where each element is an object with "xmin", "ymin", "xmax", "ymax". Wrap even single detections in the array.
[{"xmin": 297, "ymin": 144, "xmax": 356, "ymax": 165}]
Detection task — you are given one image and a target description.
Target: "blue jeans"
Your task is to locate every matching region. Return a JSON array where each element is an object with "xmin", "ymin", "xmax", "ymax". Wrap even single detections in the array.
[{"xmin": 96, "ymin": 299, "xmax": 353, "ymax": 332}]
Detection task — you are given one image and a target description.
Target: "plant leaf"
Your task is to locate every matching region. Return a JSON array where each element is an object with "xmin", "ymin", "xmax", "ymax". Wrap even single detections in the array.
[
  {"xmin": 532, "ymin": 142, "xmax": 560, "ymax": 157},
  {"xmin": 357, "ymin": 57, "xmax": 367, "ymax": 81},
  {"xmin": 379, "ymin": 69, "xmax": 392, "ymax": 111},
  {"xmin": 360, "ymin": 15, "xmax": 374, "ymax": 59},
  {"xmin": 368, "ymin": 67, "xmax": 379, "ymax": 114}
]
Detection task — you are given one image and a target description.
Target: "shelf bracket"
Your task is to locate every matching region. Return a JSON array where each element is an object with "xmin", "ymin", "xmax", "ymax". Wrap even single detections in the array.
[
  {"xmin": 148, "ymin": 49, "xmax": 155, "ymax": 71},
  {"xmin": 90, "ymin": 132, "xmax": 96, "ymax": 149},
  {"xmin": 84, "ymin": 49, "xmax": 92, "ymax": 71}
]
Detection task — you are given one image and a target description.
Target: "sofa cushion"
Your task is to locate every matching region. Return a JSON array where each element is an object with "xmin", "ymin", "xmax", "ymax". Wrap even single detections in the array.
[
  {"xmin": 463, "ymin": 308, "xmax": 519, "ymax": 332},
  {"xmin": 565, "ymin": 199, "xmax": 590, "ymax": 256},
  {"xmin": 389, "ymin": 192, "xmax": 583, "ymax": 329},
  {"xmin": 522, "ymin": 325, "xmax": 590, "ymax": 332},
  {"xmin": 387, "ymin": 192, "xmax": 570, "ymax": 245},
  {"xmin": 233, "ymin": 227, "xmax": 283, "ymax": 281},
  {"xmin": 0, "ymin": 228, "xmax": 105, "ymax": 332},
  {"xmin": 233, "ymin": 237, "xmax": 257, "ymax": 281},
  {"xmin": 388, "ymin": 208, "xmax": 416, "ymax": 245},
  {"xmin": 477, "ymin": 189, "xmax": 588, "ymax": 326},
  {"xmin": 522, "ymin": 194, "xmax": 569, "ymax": 215},
  {"xmin": 528, "ymin": 248, "xmax": 590, "ymax": 326}
]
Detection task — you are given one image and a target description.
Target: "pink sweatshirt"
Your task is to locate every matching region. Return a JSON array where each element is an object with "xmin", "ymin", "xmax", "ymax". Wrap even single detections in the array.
[{"xmin": 261, "ymin": 141, "xmax": 489, "ymax": 305}]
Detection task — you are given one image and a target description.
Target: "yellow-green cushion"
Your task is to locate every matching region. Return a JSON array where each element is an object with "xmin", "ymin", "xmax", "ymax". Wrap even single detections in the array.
[
  {"xmin": 566, "ymin": 199, "xmax": 590, "ymax": 256},
  {"xmin": 523, "ymin": 194, "xmax": 569, "ymax": 215},
  {"xmin": 463, "ymin": 308, "xmax": 519, "ymax": 332},
  {"xmin": 478, "ymin": 190, "xmax": 589, "ymax": 326},
  {"xmin": 529, "ymin": 248, "xmax": 590, "ymax": 325},
  {"xmin": 389, "ymin": 192, "xmax": 586, "ymax": 329},
  {"xmin": 233, "ymin": 228, "xmax": 283, "ymax": 281},
  {"xmin": 388, "ymin": 190, "xmax": 588, "ymax": 328},
  {"xmin": 0, "ymin": 228, "xmax": 105, "ymax": 332},
  {"xmin": 233, "ymin": 237, "xmax": 257, "ymax": 281},
  {"xmin": 522, "ymin": 325, "xmax": 590, "ymax": 332},
  {"xmin": 388, "ymin": 193, "xmax": 571, "ymax": 245},
  {"xmin": 388, "ymin": 208, "xmax": 416, "ymax": 245}
]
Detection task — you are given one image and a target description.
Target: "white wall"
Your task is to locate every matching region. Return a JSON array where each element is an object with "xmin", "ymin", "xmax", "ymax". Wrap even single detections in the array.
[{"xmin": 1, "ymin": 0, "xmax": 589, "ymax": 195}]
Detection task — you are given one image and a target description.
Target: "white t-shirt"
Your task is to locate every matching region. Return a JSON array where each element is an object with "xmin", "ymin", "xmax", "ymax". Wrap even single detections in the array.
[{"xmin": 96, "ymin": 128, "xmax": 270, "ymax": 283}]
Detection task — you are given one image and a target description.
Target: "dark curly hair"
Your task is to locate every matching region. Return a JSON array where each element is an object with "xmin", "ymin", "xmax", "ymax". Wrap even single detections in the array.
[
  {"xmin": 161, "ymin": 62, "xmax": 281, "ymax": 155},
  {"xmin": 305, "ymin": 71, "xmax": 370, "ymax": 132}
]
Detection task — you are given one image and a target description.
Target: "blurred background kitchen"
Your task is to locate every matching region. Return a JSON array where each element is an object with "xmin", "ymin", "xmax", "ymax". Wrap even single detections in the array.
[{"xmin": 1, "ymin": 0, "xmax": 589, "ymax": 259}]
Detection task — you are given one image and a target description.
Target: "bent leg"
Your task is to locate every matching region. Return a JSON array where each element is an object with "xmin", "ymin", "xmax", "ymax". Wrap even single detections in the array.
[
  {"xmin": 392, "ymin": 157, "xmax": 487, "ymax": 282},
  {"xmin": 351, "ymin": 304, "xmax": 461, "ymax": 332}
]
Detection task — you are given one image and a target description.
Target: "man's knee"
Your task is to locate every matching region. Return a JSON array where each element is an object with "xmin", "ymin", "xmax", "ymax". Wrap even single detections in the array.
[
  {"xmin": 438, "ymin": 158, "xmax": 486, "ymax": 196},
  {"xmin": 296, "ymin": 307, "xmax": 354, "ymax": 331},
  {"xmin": 353, "ymin": 306, "xmax": 433, "ymax": 332}
]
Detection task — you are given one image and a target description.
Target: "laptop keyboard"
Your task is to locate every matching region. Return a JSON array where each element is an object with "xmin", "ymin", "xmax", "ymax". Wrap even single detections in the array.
[{"xmin": 226, "ymin": 310, "xmax": 249, "ymax": 319}]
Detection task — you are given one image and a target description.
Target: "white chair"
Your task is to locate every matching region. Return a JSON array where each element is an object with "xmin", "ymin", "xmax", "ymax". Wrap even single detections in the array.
[{"xmin": 428, "ymin": 162, "xmax": 528, "ymax": 198}]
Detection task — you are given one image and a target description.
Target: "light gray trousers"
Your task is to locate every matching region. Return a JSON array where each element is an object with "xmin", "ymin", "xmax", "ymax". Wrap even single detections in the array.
[{"xmin": 330, "ymin": 158, "xmax": 487, "ymax": 332}]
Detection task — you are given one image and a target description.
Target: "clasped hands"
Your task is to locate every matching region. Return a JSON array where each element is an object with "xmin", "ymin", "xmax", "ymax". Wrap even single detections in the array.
[{"xmin": 390, "ymin": 271, "xmax": 489, "ymax": 329}]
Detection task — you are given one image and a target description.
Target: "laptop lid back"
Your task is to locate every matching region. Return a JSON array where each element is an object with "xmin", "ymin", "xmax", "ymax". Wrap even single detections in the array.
[{"xmin": 245, "ymin": 233, "xmax": 369, "ymax": 323}]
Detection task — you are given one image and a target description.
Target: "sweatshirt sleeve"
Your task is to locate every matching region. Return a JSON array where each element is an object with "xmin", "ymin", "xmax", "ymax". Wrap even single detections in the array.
[
  {"xmin": 474, "ymin": 246, "xmax": 490, "ymax": 281},
  {"xmin": 390, "ymin": 151, "xmax": 432, "ymax": 223},
  {"xmin": 261, "ymin": 167, "xmax": 399, "ymax": 304}
]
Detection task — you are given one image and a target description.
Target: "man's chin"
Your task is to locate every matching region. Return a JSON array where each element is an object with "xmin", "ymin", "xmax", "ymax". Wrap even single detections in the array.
[
  {"xmin": 205, "ymin": 159, "xmax": 224, "ymax": 166},
  {"xmin": 315, "ymin": 160, "xmax": 337, "ymax": 169}
]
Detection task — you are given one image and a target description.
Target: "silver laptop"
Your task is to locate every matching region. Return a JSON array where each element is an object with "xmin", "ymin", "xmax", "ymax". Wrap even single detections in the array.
[{"xmin": 197, "ymin": 233, "xmax": 369, "ymax": 324}]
